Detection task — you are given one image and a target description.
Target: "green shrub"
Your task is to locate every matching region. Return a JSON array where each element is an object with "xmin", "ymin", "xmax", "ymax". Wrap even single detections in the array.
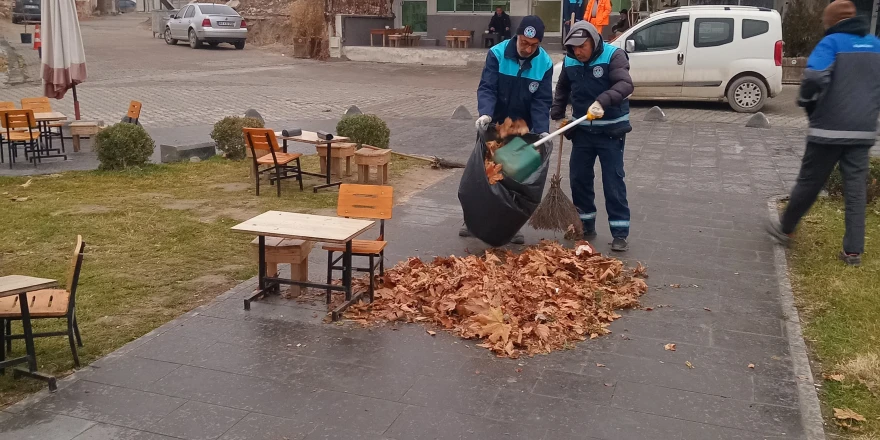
[
  {"xmin": 94, "ymin": 123, "xmax": 155, "ymax": 171},
  {"xmin": 211, "ymin": 116, "xmax": 264, "ymax": 160},
  {"xmin": 782, "ymin": 0, "xmax": 825, "ymax": 58},
  {"xmin": 825, "ymin": 157, "xmax": 880, "ymax": 204},
  {"xmin": 336, "ymin": 114, "xmax": 390, "ymax": 149}
]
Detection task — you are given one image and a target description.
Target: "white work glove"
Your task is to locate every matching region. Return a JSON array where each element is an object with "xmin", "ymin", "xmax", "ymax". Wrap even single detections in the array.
[
  {"xmin": 588, "ymin": 101, "xmax": 605, "ymax": 119},
  {"xmin": 539, "ymin": 132, "xmax": 552, "ymax": 149},
  {"xmin": 475, "ymin": 115, "xmax": 492, "ymax": 130}
]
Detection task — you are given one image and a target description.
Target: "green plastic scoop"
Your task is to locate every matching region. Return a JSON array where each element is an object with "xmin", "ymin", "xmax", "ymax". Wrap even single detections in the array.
[{"xmin": 492, "ymin": 113, "xmax": 592, "ymax": 183}]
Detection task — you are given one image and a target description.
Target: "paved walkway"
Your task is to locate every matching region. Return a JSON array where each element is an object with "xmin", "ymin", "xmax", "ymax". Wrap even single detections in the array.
[{"xmin": 0, "ymin": 119, "xmax": 839, "ymax": 440}]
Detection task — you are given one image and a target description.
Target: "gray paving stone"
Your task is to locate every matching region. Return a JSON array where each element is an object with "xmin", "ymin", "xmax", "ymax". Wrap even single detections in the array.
[
  {"xmin": 72, "ymin": 423, "xmax": 179, "ymax": 440},
  {"xmin": 148, "ymin": 401, "xmax": 248, "ymax": 440},
  {"xmin": 0, "ymin": 409, "xmax": 94, "ymax": 440},
  {"xmin": 30, "ymin": 381, "xmax": 186, "ymax": 431},
  {"xmin": 485, "ymin": 389, "xmax": 598, "ymax": 432},
  {"xmin": 531, "ymin": 369, "xmax": 615, "ymax": 404},
  {"xmin": 611, "ymin": 381, "xmax": 802, "ymax": 436},
  {"xmin": 218, "ymin": 413, "xmax": 315, "ymax": 440},
  {"xmin": 75, "ymin": 356, "xmax": 180, "ymax": 391}
]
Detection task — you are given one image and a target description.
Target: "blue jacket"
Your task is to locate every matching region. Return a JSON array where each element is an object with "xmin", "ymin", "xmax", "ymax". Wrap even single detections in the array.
[
  {"xmin": 477, "ymin": 37, "xmax": 554, "ymax": 134},
  {"xmin": 551, "ymin": 22, "xmax": 633, "ymax": 136},
  {"xmin": 799, "ymin": 17, "xmax": 880, "ymax": 146}
]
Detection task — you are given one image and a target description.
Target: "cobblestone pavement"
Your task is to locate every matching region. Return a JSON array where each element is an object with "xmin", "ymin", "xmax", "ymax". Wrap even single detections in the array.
[
  {"xmin": 2, "ymin": 13, "xmax": 808, "ymax": 130},
  {"xmin": 1, "ymin": 120, "xmax": 838, "ymax": 440}
]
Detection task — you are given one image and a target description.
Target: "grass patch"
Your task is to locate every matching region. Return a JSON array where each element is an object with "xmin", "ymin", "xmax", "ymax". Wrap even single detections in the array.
[
  {"xmin": 0, "ymin": 155, "xmax": 423, "ymax": 406},
  {"xmin": 788, "ymin": 197, "xmax": 880, "ymax": 436}
]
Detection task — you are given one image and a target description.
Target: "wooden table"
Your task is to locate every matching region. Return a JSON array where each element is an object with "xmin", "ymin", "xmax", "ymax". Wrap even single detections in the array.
[
  {"xmin": 277, "ymin": 131, "xmax": 351, "ymax": 192},
  {"xmin": 370, "ymin": 28, "xmax": 397, "ymax": 47},
  {"xmin": 0, "ymin": 275, "xmax": 58, "ymax": 390},
  {"xmin": 32, "ymin": 112, "xmax": 69, "ymax": 163},
  {"xmin": 232, "ymin": 211, "xmax": 375, "ymax": 320}
]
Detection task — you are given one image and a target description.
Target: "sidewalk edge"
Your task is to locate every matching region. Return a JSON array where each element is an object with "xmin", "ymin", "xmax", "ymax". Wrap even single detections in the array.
[{"xmin": 767, "ymin": 195, "xmax": 827, "ymax": 440}]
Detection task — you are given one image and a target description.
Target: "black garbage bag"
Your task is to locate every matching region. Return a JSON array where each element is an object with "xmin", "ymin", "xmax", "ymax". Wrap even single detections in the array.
[{"xmin": 457, "ymin": 128, "xmax": 552, "ymax": 247}]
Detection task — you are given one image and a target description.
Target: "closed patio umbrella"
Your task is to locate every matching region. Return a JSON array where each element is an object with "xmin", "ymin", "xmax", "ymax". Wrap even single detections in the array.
[{"xmin": 41, "ymin": 0, "xmax": 87, "ymax": 120}]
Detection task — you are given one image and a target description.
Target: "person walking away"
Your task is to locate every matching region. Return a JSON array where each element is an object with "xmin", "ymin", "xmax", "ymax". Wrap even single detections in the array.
[
  {"xmin": 766, "ymin": 0, "xmax": 880, "ymax": 267},
  {"xmin": 563, "ymin": 0, "xmax": 585, "ymax": 38},
  {"xmin": 584, "ymin": 0, "xmax": 611, "ymax": 36},
  {"xmin": 462, "ymin": 15, "xmax": 554, "ymax": 245},
  {"xmin": 551, "ymin": 21, "xmax": 634, "ymax": 251},
  {"xmin": 488, "ymin": 7, "xmax": 512, "ymax": 41}
]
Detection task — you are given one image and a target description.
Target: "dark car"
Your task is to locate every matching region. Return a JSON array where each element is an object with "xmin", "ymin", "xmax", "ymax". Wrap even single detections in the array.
[{"xmin": 12, "ymin": 0, "xmax": 41, "ymax": 24}]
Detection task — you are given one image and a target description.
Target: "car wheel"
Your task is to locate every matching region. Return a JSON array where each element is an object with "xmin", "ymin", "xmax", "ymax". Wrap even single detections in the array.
[
  {"xmin": 727, "ymin": 76, "xmax": 767, "ymax": 113},
  {"xmin": 164, "ymin": 28, "xmax": 178, "ymax": 45},
  {"xmin": 189, "ymin": 29, "xmax": 202, "ymax": 49},
  {"xmin": 234, "ymin": 41, "xmax": 246, "ymax": 50}
]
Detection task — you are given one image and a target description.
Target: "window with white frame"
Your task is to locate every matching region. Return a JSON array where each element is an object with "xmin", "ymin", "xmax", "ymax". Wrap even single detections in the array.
[{"xmin": 437, "ymin": 0, "xmax": 510, "ymax": 13}]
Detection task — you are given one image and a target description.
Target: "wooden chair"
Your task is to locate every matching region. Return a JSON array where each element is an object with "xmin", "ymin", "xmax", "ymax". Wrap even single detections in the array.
[
  {"xmin": 389, "ymin": 25, "xmax": 412, "ymax": 47},
  {"xmin": 124, "ymin": 101, "xmax": 142, "ymax": 125},
  {"xmin": 0, "ymin": 109, "xmax": 41, "ymax": 168},
  {"xmin": 243, "ymin": 127, "xmax": 304, "ymax": 197},
  {"xmin": 0, "ymin": 102, "xmax": 15, "ymax": 111},
  {"xmin": 324, "ymin": 184, "xmax": 393, "ymax": 303},
  {"xmin": 1, "ymin": 236, "xmax": 85, "ymax": 368},
  {"xmin": 21, "ymin": 97, "xmax": 66, "ymax": 154}
]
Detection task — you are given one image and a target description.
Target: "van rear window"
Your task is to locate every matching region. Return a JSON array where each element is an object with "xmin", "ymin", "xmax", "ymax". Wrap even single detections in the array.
[
  {"xmin": 694, "ymin": 18, "xmax": 734, "ymax": 48},
  {"xmin": 742, "ymin": 19, "xmax": 770, "ymax": 39}
]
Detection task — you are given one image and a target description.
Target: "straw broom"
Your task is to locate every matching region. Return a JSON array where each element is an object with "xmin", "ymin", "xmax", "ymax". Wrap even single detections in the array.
[{"xmin": 529, "ymin": 120, "xmax": 584, "ymax": 239}]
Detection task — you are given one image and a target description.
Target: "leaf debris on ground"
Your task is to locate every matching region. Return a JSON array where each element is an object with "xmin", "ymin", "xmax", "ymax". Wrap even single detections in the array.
[
  {"xmin": 346, "ymin": 240, "xmax": 648, "ymax": 358},
  {"xmin": 834, "ymin": 407, "xmax": 867, "ymax": 424},
  {"xmin": 664, "ymin": 343, "xmax": 676, "ymax": 351}
]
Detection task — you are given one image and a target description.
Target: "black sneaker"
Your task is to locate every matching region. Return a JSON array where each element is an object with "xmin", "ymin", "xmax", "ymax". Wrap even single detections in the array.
[
  {"xmin": 459, "ymin": 227, "xmax": 471, "ymax": 237},
  {"xmin": 511, "ymin": 233, "xmax": 525, "ymax": 245},
  {"xmin": 765, "ymin": 218, "xmax": 791, "ymax": 247},
  {"xmin": 839, "ymin": 251, "xmax": 861, "ymax": 267},
  {"xmin": 584, "ymin": 229, "xmax": 598, "ymax": 240},
  {"xmin": 611, "ymin": 238, "xmax": 628, "ymax": 252}
]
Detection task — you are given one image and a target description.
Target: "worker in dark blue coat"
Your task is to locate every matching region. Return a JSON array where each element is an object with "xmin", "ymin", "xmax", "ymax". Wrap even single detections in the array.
[
  {"xmin": 461, "ymin": 15, "xmax": 554, "ymax": 245},
  {"xmin": 551, "ymin": 21, "xmax": 634, "ymax": 252}
]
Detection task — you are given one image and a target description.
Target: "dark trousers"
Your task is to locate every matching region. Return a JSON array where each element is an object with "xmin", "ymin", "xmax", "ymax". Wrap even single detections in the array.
[
  {"xmin": 780, "ymin": 142, "xmax": 871, "ymax": 254},
  {"xmin": 570, "ymin": 132, "xmax": 630, "ymax": 238},
  {"xmin": 562, "ymin": 2, "xmax": 582, "ymax": 36}
]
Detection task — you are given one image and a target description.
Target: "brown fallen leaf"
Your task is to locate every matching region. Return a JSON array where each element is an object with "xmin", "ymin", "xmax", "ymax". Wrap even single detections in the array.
[
  {"xmin": 685, "ymin": 361, "xmax": 694, "ymax": 369},
  {"xmin": 643, "ymin": 307, "xmax": 654, "ymax": 311},
  {"xmin": 824, "ymin": 373, "xmax": 845, "ymax": 382},
  {"xmin": 664, "ymin": 343, "xmax": 676, "ymax": 351},
  {"xmin": 834, "ymin": 408, "xmax": 867, "ymax": 423},
  {"xmin": 703, "ymin": 307, "xmax": 712, "ymax": 312},
  {"xmin": 496, "ymin": 117, "xmax": 529, "ymax": 139},
  {"xmin": 484, "ymin": 159, "xmax": 503, "ymax": 185},
  {"xmin": 12, "ymin": 197, "xmax": 28, "ymax": 202},
  {"xmin": 670, "ymin": 284, "xmax": 681, "ymax": 288},
  {"xmin": 20, "ymin": 179, "xmax": 32, "ymax": 188},
  {"xmin": 748, "ymin": 363, "xmax": 755, "ymax": 369},
  {"xmin": 426, "ymin": 330, "xmax": 437, "ymax": 336},
  {"xmin": 596, "ymin": 363, "xmax": 606, "ymax": 368}
]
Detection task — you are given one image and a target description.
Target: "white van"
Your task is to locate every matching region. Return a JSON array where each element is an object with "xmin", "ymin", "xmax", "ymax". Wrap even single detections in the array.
[{"xmin": 552, "ymin": 6, "xmax": 784, "ymax": 112}]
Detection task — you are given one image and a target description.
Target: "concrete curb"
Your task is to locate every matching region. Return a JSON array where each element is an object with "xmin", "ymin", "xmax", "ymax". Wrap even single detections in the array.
[{"xmin": 766, "ymin": 195, "xmax": 827, "ymax": 440}]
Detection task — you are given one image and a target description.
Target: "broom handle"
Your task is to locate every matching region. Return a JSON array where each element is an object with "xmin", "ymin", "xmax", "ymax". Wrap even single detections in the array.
[
  {"xmin": 533, "ymin": 113, "xmax": 590, "ymax": 148},
  {"xmin": 556, "ymin": 132, "xmax": 565, "ymax": 175}
]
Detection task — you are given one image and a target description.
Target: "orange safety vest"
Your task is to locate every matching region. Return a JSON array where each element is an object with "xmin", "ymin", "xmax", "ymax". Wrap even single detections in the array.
[{"xmin": 584, "ymin": 0, "xmax": 611, "ymax": 27}]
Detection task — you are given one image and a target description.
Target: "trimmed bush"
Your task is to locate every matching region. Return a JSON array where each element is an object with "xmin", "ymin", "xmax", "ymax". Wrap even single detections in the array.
[
  {"xmin": 94, "ymin": 123, "xmax": 155, "ymax": 171},
  {"xmin": 211, "ymin": 116, "xmax": 264, "ymax": 160},
  {"xmin": 825, "ymin": 157, "xmax": 880, "ymax": 204},
  {"xmin": 336, "ymin": 114, "xmax": 390, "ymax": 149}
]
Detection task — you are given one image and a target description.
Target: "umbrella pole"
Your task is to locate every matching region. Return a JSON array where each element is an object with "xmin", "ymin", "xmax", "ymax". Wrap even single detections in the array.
[{"xmin": 72, "ymin": 85, "xmax": 81, "ymax": 120}]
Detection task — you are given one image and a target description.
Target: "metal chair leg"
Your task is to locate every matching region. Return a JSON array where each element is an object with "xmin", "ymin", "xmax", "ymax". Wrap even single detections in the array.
[
  {"xmin": 369, "ymin": 255, "xmax": 375, "ymax": 302},
  {"xmin": 67, "ymin": 319, "xmax": 80, "ymax": 368},
  {"xmin": 254, "ymin": 163, "xmax": 260, "ymax": 196},
  {"xmin": 4, "ymin": 319, "xmax": 10, "ymax": 353},
  {"xmin": 73, "ymin": 315, "xmax": 83, "ymax": 347},
  {"xmin": 275, "ymin": 165, "xmax": 282, "ymax": 197},
  {"xmin": 326, "ymin": 250, "xmax": 334, "ymax": 304},
  {"xmin": 0, "ymin": 318, "xmax": 5, "ymax": 373},
  {"xmin": 379, "ymin": 250, "xmax": 385, "ymax": 276},
  {"xmin": 296, "ymin": 158, "xmax": 304, "ymax": 191}
]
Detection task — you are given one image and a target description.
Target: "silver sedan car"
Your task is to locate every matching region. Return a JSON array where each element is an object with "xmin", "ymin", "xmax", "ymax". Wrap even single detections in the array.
[{"xmin": 164, "ymin": 3, "xmax": 247, "ymax": 50}]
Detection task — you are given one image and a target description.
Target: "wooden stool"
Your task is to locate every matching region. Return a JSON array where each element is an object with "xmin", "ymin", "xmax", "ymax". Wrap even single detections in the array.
[
  {"xmin": 316, "ymin": 143, "xmax": 356, "ymax": 178},
  {"xmin": 445, "ymin": 36, "xmax": 456, "ymax": 47},
  {"xmin": 68, "ymin": 122, "xmax": 103, "ymax": 153},
  {"xmin": 251, "ymin": 237, "xmax": 313, "ymax": 295},
  {"xmin": 354, "ymin": 148, "xmax": 392, "ymax": 185}
]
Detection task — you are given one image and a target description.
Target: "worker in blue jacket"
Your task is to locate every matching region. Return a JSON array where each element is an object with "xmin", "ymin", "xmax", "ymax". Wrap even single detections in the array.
[
  {"xmin": 462, "ymin": 15, "xmax": 554, "ymax": 244},
  {"xmin": 563, "ymin": 0, "xmax": 585, "ymax": 38},
  {"xmin": 551, "ymin": 21, "xmax": 634, "ymax": 252},
  {"xmin": 767, "ymin": 0, "xmax": 880, "ymax": 267}
]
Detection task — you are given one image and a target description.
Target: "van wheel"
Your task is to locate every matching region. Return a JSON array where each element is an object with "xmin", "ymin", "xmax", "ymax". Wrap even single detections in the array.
[{"xmin": 727, "ymin": 76, "xmax": 767, "ymax": 113}]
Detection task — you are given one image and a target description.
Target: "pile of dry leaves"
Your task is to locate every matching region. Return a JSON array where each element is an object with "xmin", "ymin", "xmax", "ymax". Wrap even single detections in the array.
[
  {"xmin": 484, "ymin": 118, "xmax": 530, "ymax": 185},
  {"xmin": 347, "ymin": 241, "xmax": 648, "ymax": 358}
]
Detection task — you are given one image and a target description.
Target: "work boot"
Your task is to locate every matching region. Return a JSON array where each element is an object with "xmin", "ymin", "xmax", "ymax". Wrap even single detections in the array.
[
  {"xmin": 511, "ymin": 233, "xmax": 525, "ymax": 245},
  {"xmin": 839, "ymin": 251, "xmax": 862, "ymax": 267},
  {"xmin": 583, "ymin": 228, "xmax": 597, "ymax": 240},
  {"xmin": 611, "ymin": 238, "xmax": 628, "ymax": 252},
  {"xmin": 765, "ymin": 218, "xmax": 792, "ymax": 247},
  {"xmin": 459, "ymin": 226, "xmax": 472, "ymax": 237}
]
